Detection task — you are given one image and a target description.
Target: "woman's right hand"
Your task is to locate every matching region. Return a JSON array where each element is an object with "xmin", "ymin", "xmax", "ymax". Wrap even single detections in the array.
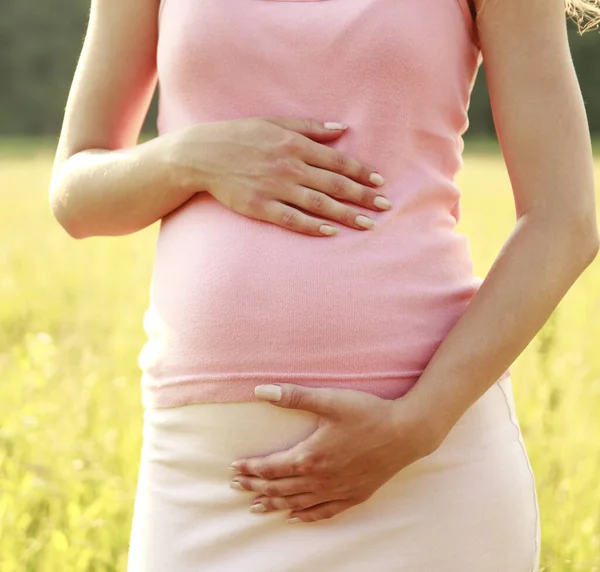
[{"xmin": 164, "ymin": 116, "xmax": 392, "ymax": 236}]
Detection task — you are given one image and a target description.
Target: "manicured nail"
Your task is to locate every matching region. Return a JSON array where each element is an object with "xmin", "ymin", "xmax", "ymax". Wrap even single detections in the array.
[
  {"xmin": 369, "ymin": 172, "xmax": 385, "ymax": 186},
  {"xmin": 254, "ymin": 384, "xmax": 282, "ymax": 401},
  {"xmin": 230, "ymin": 481, "xmax": 244, "ymax": 491},
  {"xmin": 250, "ymin": 503, "xmax": 267, "ymax": 514},
  {"xmin": 229, "ymin": 466, "xmax": 241, "ymax": 476},
  {"xmin": 287, "ymin": 517, "xmax": 303, "ymax": 524},
  {"xmin": 355, "ymin": 215, "xmax": 375, "ymax": 230},
  {"xmin": 319, "ymin": 224, "xmax": 339, "ymax": 236},
  {"xmin": 373, "ymin": 196, "xmax": 393, "ymax": 210},
  {"xmin": 324, "ymin": 122, "xmax": 347, "ymax": 130}
]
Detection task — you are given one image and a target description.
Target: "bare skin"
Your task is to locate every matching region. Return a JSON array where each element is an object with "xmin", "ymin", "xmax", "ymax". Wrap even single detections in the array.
[{"xmin": 49, "ymin": 0, "xmax": 392, "ymax": 239}]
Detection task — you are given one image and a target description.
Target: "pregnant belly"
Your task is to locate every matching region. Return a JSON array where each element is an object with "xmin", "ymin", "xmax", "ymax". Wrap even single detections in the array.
[{"xmin": 139, "ymin": 193, "xmax": 482, "ymax": 392}]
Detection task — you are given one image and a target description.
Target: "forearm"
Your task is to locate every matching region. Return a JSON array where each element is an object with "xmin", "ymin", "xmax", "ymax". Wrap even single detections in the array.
[
  {"xmin": 49, "ymin": 134, "xmax": 198, "ymax": 239},
  {"xmin": 398, "ymin": 211, "xmax": 599, "ymax": 447}
]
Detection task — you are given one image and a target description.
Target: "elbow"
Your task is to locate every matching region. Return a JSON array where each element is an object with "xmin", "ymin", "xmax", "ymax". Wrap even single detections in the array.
[
  {"xmin": 49, "ymin": 151, "xmax": 100, "ymax": 240},
  {"xmin": 49, "ymin": 182, "xmax": 89, "ymax": 240},
  {"xmin": 584, "ymin": 225, "xmax": 600, "ymax": 265},
  {"xmin": 52, "ymin": 211, "xmax": 88, "ymax": 240},
  {"xmin": 562, "ymin": 210, "xmax": 600, "ymax": 267}
]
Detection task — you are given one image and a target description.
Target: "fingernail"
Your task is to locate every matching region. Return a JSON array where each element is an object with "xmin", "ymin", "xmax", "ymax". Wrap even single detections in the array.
[
  {"xmin": 287, "ymin": 517, "xmax": 303, "ymax": 524},
  {"xmin": 230, "ymin": 481, "xmax": 244, "ymax": 491},
  {"xmin": 319, "ymin": 224, "xmax": 339, "ymax": 236},
  {"xmin": 229, "ymin": 466, "xmax": 241, "ymax": 476},
  {"xmin": 373, "ymin": 196, "xmax": 393, "ymax": 210},
  {"xmin": 355, "ymin": 215, "xmax": 375, "ymax": 230},
  {"xmin": 250, "ymin": 503, "xmax": 267, "ymax": 514},
  {"xmin": 324, "ymin": 122, "xmax": 347, "ymax": 130},
  {"xmin": 254, "ymin": 384, "xmax": 282, "ymax": 401},
  {"xmin": 369, "ymin": 172, "xmax": 385, "ymax": 186}
]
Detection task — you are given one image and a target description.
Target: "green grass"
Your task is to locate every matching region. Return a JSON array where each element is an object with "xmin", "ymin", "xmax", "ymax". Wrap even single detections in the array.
[{"xmin": 1, "ymin": 143, "xmax": 599, "ymax": 571}]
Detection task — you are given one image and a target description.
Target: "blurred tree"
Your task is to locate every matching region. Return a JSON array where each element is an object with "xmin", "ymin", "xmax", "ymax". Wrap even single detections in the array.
[
  {"xmin": 0, "ymin": 0, "xmax": 89, "ymax": 134},
  {"xmin": 0, "ymin": 2, "xmax": 597, "ymax": 137}
]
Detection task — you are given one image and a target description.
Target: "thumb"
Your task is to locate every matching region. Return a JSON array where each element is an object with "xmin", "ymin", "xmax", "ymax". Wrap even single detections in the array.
[
  {"xmin": 254, "ymin": 383, "xmax": 338, "ymax": 416},
  {"xmin": 260, "ymin": 116, "xmax": 348, "ymax": 142}
]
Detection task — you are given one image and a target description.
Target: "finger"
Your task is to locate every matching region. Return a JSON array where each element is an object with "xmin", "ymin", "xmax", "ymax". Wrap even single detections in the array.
[
  {"xmin": 301, "ymin": 165, "xmax": 392, "ymax": 213},
  {"xmin": 287, "ymin": 500, "xmax": 354, "ymax": 524},
  {"xmin": 233, "ymin": 475, "xmax": 312, "ymax": 497},
  {"xmin": 289, "ymin": 186, "xmax": 377, "ymax": 231},
  {"xmin": 260, "ymin": 116, "xmax": 349, "ymax": 143},
  {"xmin": 251, "ymin": 492, "xmax": 323, "ymax": 513},
  {"xmin": 301, "ymin": 140, "xmax": 386, "ymax": 190},
  {"xmin": 260, "ymin": 200, "xmax": 340, "ymax": 237},
  {"xmin": 231, "ymin": 446, "xmax": 316, "ymax": 479},
  {"xmin": 254, "ymin": 383, "xmax": 341, "ymax": 417}
]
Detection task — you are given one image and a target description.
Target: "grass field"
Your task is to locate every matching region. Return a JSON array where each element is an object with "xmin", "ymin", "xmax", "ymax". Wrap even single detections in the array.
[{"xmin": 1, "ymin": 142, "xmax": 599, "ymax": 571}]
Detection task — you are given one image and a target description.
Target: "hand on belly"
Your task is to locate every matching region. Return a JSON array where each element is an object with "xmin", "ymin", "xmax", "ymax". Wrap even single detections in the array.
[
  {"xmin": 228, "ymin": 382, "xmax": 438, "ymax": 524},
  {"xmin": 168, "ymin": 115, "xmax": 392, "ymax": 236}
]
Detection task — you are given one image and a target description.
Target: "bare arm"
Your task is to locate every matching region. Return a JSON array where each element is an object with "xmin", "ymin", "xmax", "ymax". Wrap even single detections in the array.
[
  {"xmin": 49, "ymin": 0, "xmax": 195, "ymax": 239},
  {"xmin": 398, "ymin": 0, "xmax": 600, "ymax": 441},
  {"xmin": 50, "ymin": 0, "xmax": 397, "ymax": 239}
]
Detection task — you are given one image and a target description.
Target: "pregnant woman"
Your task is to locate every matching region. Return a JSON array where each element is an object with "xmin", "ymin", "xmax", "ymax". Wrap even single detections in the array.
[{"xmin": 50, "ymin": 0, "xmax": 599, "ymax": 570}]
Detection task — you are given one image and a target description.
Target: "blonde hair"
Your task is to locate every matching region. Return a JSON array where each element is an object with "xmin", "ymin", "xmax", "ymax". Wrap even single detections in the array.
[{"xmin": 565, "ymin": 0, "xmax": 600, "ymax": 33}]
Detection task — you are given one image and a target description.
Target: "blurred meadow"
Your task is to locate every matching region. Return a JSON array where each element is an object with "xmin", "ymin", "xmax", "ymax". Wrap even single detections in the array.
[{"xmin": 1, "ymin": 140, "xmax": 600, "ymax": 572}]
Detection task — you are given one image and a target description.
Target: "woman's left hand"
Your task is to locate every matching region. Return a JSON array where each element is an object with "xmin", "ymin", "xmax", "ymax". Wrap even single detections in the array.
[{"xmin": 229, "ymin": 383, "xmax": 441, "ymax": 524}]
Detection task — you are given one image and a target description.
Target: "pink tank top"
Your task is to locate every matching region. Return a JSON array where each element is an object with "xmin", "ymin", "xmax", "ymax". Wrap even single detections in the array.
[{"xmin": 138, "ymin": 0, "xmax": 510, "ymax": 408}]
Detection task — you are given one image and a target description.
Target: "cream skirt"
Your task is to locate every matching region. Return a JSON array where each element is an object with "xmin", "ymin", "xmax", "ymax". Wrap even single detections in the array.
[{"xmin": 127, "ymin": 376, "xmax": 540, "ymax": 571}]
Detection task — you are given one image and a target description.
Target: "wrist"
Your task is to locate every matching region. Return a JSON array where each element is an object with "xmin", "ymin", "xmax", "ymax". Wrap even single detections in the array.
[
  {"xmin": 149, "ymin": 130, "xmax": 204, "ymax": 201},
  {"xmin": 391, "ymin": 389, "xmax": 452, "ymax": 456}
]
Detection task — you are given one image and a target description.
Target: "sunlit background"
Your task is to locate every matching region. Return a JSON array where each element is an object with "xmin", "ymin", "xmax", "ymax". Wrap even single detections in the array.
[{"xmin": 1, "ymin": 4, "xmax": 600, "ymax": 571}]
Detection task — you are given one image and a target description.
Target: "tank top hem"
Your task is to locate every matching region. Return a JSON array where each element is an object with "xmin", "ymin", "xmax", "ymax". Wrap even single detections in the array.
[{"xmin": 141, "ymin": 368, "xmax": 512, "ymax": 409}]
